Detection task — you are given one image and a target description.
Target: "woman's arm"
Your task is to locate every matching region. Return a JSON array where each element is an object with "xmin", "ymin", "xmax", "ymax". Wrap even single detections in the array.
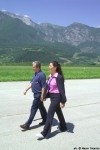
[{"xmin": 56, "ymin": 75, "xmax": 67, "ymax": 104}]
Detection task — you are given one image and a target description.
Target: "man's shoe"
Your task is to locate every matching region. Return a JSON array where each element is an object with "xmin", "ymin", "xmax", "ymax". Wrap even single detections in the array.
[
  {"xmin": 39, "ymin": 121, "xmax": 45, "ymax": 126},
  {"xmin": 20, "ymin": 124, "xmax": 29, "ymax": 130},
  {"xmin": 36, "ymin": 133, "xmax": 44, "ymax": 140}
]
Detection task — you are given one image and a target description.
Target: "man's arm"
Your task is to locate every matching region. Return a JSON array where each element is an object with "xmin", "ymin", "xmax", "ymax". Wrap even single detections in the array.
[
  {"xmin": 40, "ymin": 73, "xmax": 46, "ymax": 101},
  {"xmin": 40, "ymin": 87, "xmax": 45, "ymax": 101},
  {"xmin": 23, "ymin": 83, "xmax": 32, "ymax": 95}
]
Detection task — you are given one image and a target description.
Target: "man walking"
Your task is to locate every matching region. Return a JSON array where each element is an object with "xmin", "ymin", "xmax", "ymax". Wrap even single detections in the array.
[{"xmin": 20, "ymin": 61, "xmax": 47, "ymax": 130}]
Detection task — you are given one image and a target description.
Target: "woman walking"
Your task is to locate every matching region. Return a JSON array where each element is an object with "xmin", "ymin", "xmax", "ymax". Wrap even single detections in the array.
[{"xmin": 36, "ymin": 61, "xmax": 67, "ymax": 139}]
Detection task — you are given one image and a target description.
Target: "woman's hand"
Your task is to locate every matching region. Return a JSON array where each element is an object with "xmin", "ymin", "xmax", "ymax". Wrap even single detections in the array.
[{"xmin": 60, "ymin": 103, "xmax": 65, "ymax": 108}]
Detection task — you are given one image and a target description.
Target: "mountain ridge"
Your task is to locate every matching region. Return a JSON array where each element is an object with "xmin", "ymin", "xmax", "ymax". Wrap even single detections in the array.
[{"xmin": 0, "ymin": 10, "xmax": 100, "ymax": 64}]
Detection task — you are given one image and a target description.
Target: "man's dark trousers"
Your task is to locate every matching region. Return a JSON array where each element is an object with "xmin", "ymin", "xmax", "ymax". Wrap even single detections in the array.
[{"xmin": 25, "ymin": 93, "xmax": 47, "ymax": 127}]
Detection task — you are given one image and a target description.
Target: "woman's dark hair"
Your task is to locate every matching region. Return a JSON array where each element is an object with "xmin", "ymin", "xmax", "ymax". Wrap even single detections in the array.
[{"xmin": 51, "ymin": 61, "xmax": 64, "ymax": 79}]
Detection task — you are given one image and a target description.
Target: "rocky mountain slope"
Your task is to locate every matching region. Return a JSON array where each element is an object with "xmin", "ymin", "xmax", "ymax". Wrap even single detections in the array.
[{"xmin": 0, "ymin": 10, "xmax": 100, "ymax": 64}]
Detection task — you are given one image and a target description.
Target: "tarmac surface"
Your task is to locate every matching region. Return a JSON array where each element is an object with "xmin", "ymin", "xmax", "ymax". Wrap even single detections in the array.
[{"xmin": 0, "ymin": 79, "xmax": 100, "ymax": 150}]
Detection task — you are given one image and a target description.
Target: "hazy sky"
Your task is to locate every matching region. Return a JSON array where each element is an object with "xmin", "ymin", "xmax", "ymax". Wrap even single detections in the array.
[{"xmin": 0, "ymin": 0, "xmax": 100, "ymax": 27}]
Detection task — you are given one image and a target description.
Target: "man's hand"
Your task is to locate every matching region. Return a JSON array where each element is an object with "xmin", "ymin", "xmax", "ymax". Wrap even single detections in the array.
[
  {"xmin": 60, "ymin": 103, "xmax": 65, "ymax": 108},
  {"xmin": 23, "ymin": 90, "xmax": 27, "ymax": 95},
  {"xmin": 40, "ymin": 95, "xmax": 45, "ymax": 101},
  {"xmin": 41, "ymin": 87, "xmax": 46, "ymax": 101},
  {"xmin": 23, "ymin": 83, "xmax": 31, "ymax": 95}
]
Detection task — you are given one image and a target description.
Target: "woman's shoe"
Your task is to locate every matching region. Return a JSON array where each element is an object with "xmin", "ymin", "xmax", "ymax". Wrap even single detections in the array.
[
  {"xmin": 57, "ymin": 126, "xmax": 67, "ymax": 132},
  {"xmin": 36, "ymin": 133, "xmax": 44, "ymax": 139},
  {"xmin": 39, "ymin": 121, "xmax": 45, "ymax": 126}
]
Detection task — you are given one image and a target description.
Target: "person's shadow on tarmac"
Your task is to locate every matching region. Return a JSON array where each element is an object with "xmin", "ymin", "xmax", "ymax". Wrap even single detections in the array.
[
  {"xmin": 48, "ymin": 120, "xmax": 75, "ymax": 139},
  {"xmin": 29, "ymin": 118, "xmax": 58, "ymax": 130},
  {"xmin": 21, "ymin": 118, "xmax": 42, "ymax": 131},
  {"xmin": 21, "ymin": 118, "xmax": 75, "ymax": 139}
]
